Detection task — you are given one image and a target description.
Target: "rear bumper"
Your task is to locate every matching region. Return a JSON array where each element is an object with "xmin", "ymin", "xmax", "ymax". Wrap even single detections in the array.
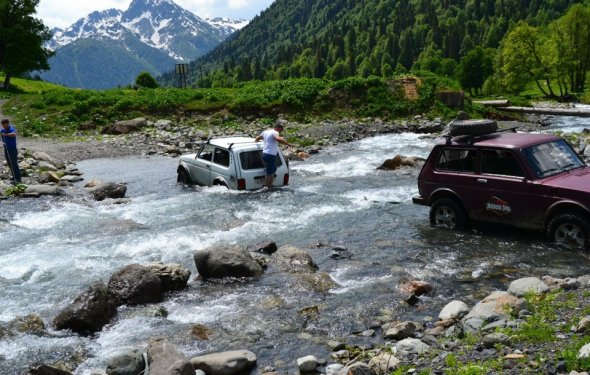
[{"xmin": 412, "ymin": 196, "xmax": 428, "ymax": 206}]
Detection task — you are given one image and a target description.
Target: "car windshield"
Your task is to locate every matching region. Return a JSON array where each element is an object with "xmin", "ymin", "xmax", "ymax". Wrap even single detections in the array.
[{"xmin": 522, "ymin": 139, "xmax": 584, "ymax": 178}]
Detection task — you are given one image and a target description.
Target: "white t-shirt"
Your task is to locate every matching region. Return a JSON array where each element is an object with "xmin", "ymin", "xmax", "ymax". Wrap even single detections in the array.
[{"xmin": 261, "ymin": 129, "xmax": 280, "ymax": 155}]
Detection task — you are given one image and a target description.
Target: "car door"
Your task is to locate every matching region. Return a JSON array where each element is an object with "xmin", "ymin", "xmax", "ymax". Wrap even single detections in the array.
[
  {"xmin": 193, "ymin": 143, "xmax": 214, "ymax": 186},
  {"xmin": 473, "ymin": 148, "xmax": 532, "ymax": 227},
  {"xmin": 430, "ymin": 147, "xmax": 481, "ymax": 219},
  {"xmin": 210, "ymin": 147, "xmax": 232, "ymax": 187}
]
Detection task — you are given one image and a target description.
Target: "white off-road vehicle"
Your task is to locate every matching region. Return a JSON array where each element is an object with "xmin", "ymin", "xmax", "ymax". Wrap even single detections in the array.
[{"xmin": 177, "ymin": 136, "xmax": 290, "ymax": 190}]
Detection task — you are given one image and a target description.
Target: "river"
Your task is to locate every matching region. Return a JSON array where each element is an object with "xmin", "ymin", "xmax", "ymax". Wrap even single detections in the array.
[{"xmin": 1, "ymin": 121, "xmax": 590, "ymax": 374}]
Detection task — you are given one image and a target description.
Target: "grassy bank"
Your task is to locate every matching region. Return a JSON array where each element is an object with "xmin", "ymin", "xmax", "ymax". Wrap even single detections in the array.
[{"xmin": 0, "ymin": 75, "xmax": 462, "ymax": 138}]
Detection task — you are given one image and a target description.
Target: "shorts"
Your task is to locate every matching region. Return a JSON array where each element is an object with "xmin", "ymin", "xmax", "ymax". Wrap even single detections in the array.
[{"xmin": 262, "ymin": 153, "xmax": 277, "ymax": 176}]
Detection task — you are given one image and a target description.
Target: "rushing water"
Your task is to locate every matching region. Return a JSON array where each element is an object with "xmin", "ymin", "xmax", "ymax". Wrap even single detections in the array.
[{"xmin": 1, "ymin": 124, "xmax": 590, "ymax": 374}]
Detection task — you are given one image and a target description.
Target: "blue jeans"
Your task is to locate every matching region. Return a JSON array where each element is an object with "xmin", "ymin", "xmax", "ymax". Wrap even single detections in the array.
[
  {"xmin": 4, "ymin": 147, "xmax": 21, "ymax": 183},
  {"xmin": 262, "ymin": 153, "xmax": 277, "ymax": 176}
]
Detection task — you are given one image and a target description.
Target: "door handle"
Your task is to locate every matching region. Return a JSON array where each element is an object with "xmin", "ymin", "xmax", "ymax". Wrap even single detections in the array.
[{"xmin": 477, "ymin": 178, "xmax": 487, "ymax": 184}]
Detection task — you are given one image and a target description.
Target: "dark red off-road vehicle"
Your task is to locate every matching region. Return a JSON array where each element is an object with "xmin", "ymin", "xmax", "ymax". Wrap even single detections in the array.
[{"xmin": 413, "ymin": 120, "xmax": 590, "ymax": 250}]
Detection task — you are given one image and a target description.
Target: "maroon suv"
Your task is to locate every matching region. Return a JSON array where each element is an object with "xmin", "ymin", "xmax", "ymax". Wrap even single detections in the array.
[{"xmin": 412, "ymin": 120, "xmax": 590, "ymax": 250}]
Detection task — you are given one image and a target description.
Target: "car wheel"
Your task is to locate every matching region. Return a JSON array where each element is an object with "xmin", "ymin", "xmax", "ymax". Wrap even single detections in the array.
[
  {"xmin": 429, "ymin": 198, "xmax": 467, "ymax": 230},
  {"xmin": 547, "ymin": 213, "xmax": 590, "ymax": 250},
  {"xmin": 177, "ymin": 168, "xmax": 190, "ymax": 184},
  {"xmin": 449, "ymin": 119, "xmax": 498, "ymax": 136}
]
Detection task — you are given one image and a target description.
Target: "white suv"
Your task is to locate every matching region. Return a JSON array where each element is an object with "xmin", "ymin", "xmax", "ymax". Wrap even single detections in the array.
[{"xmin": 177, "ymin": 137, "xmax": 290, "ymax": 190}]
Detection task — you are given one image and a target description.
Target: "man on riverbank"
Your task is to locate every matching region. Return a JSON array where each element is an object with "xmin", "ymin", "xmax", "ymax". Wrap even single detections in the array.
[
  {"xmin": 255, "ymin": 123, "xmax": 293, "ymax": 188},
  {"xmin": 1, "ymin": 119, "xmax": 22, "ymax": 184}
]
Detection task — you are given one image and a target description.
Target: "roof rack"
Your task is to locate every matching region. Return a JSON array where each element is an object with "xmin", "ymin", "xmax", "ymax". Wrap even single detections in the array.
[{"xmin": 445, "ymin": 126, "xmax": 518, "ymax": 145}]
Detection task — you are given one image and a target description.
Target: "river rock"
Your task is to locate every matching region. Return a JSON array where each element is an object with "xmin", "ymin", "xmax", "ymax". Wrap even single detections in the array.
[
  {"xmin": 106, "ymin": 349, "xmax": 145, "ymax": 375},
  {"xmin": 578, "ymin": 343, "xmax": 590, "ymax": 359},
  {"xmin": 24, "ymin": 184, "xmax": 62, "ymax": 196},
  {"xmin": 508, "ymin": 277, "xmax": 549, "ymax": 297},
  {"xmin": 144, "ymin": 262, "xmax": 191, "ymax": 291},
  {"xmin": 190, "ymin": 350, "xmax": 257, "ymax": 375},
  {"xmin": 38, "ymin": 171, "xmax": 60, "ymax": 184},
  {"xmin": 399, "ymin": 280, "xmax": 433, "ymax": 296},
  {"xmin": 270, "ymin": 245, "xmax": 318, "ymax": 273},
  {"xmin": 368, "ymin": 352, "xmax": 400, "ymax": 373},
  {"xmin": 53, "ymin": 282, "xmax": 117, "ymax": 334},
  {"xmin": 147, "ymin": 337, "xmax": 193, "ymax": 375},
  {"xmin": 193, "ymin": 245, "xmax": 264, "ymax": 279},
  {"xmin": 297, "ymin": 355, "xmax": 318, "ymax": 372},
  {"xmin": 464, "ymin": 291, "xmax": 522, "ymax": 321},
  {"xmin": 383, "ymin": 321, "xmax": 420, "ymax": 340},
  {"xmin": 108, "ymin": 264, "xmax": 163, "ymax": 306},
  {"xmin": 377, "ymin": 155, "xmax": 420, "ymax": 170},
  {"xmin": 88, "ymin": 182, "xmax": 127, "ymax": 201},
  {"xmin": 102, "ymin": 118, "xmax": 148, "ymax": 135},
  {"xmin": 395, "ymin": 338, "xmax": 431, "ymax": 356},
  {"xmin": 247, "ymin": 241, "xmax": 278, "ymax": 254},
  {"xmin": 8, "ymin": 314, "xmax": 46, "ymax": 335},
  {"xmin": 28, "ymin": 363, "xmax": 73, "ymax": 375},
  {"xmin": 438, "ymin": 300, "xmax": 469, "ymax": 321}
]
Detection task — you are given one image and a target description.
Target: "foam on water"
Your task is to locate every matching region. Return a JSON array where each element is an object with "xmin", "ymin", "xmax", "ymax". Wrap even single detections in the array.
[{"xmin": 328, "ymin": 267, "xmax": 392, "ymax": 294}]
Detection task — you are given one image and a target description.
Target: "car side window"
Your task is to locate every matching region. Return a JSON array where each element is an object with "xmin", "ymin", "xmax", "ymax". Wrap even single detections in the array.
[
  {"xmin": 198, "ymin": 144, "xmax": 214, "ymax": 161},
  {"xmin": 213, "ymin": 148, "xmax": 230, "ymax": 167},
  {"xmin": 436, "ymin": 148, "xmax": 476, "ymax": 173},
  {"xmin": 481, "ymin": 149, "xmax": 525, "ymax": 177}
]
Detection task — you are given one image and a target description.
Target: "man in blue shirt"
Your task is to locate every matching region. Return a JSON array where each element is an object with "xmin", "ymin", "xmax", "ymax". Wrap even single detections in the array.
[{"xmin": 1, "ymin": 118, "xmax": 22, "ymax": 183}]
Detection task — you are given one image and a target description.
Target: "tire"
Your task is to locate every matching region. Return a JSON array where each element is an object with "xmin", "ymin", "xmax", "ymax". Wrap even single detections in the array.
[
  {"xmin": 429, "ymin": 198, "xmax": 467, "ymax": 230},
  {"xmin": 547, "ymin": 213, "xmax": 590, "ymax": 250},
  {"xmin": 177, "ymin": 168, "xmax": 190, "ymax": 184},
  {"xmin": 449, "ymin": 119, "xmax": 497, "ymax": 136}
]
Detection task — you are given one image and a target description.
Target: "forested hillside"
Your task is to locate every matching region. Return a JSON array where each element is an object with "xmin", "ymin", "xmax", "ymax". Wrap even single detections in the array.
[{"xmin": 160, "ymin": 0, "xmax": 583, "ymax": 88}]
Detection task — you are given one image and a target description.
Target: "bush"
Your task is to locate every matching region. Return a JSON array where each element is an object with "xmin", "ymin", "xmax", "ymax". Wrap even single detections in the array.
[{"xmin": 135, "ymin": 72, "xmax": 158, "ymax": 89}]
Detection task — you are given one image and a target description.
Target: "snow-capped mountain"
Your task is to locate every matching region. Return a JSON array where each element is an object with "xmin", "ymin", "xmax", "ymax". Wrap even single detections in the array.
[
  {"xmin": 48, "ymin": 0, "xmax": 246, "ymax": 60},
  {"xmin": 41, "ymin": 0, "xmax": 246, "ymax": 89}
]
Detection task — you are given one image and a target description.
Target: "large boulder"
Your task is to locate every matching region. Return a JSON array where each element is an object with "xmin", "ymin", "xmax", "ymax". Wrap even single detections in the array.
[
  {"xmin": 144, "ymin": 262, "xmax": 191, "ymax": 291},
  {"xmin": 102, "ymin": 118, "xmax": 148, "ymax": 135},
  {"xmin": 88, "ymin": 182, "xmax": 127, "ymax": 201},
  {"xmin": 53, "ymin": 283, "xmax": 117, "ymax": 334},
  {"xmin": 147, "ymin": 337, "xmax": 193, "ymax": 375},
  {"xmin": 194, "ymin": 245, "xmax": 264, "ymax": 279},
  {"xmin": 270, "ymin": 245, "xmax": 318, "ymax": 274},
  {"xmin": 190, "ymin": 350, "xmax": 257, "ymax": 375},
  {"xmin": 108, "ymin": 264, "xmax": 163, "ymax": 306}
]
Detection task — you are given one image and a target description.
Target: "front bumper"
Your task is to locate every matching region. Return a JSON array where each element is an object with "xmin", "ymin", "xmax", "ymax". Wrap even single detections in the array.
[{"xmin": 412, "ymin": 196, "xmax": 427, "ymax": 206}]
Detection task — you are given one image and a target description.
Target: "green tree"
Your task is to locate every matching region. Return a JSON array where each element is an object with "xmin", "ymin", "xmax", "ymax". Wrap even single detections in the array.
[
  {"xmin": 497, "ymin": 21, "xmax": 557, "ymax": 97},
  {"xmin": 0, "ymin": 0, "xmax": 53, "ymax": 89},
  {"xmin": 548, "ymin": 4, "xmax": 590, "ymax": 93},
  {"xmin": 457, "ymin": 46, "xmax": 494, "ymax": 96},
  {"xmin": 135, "ymin": 71, "xmax": 158, "ymax": 88}
]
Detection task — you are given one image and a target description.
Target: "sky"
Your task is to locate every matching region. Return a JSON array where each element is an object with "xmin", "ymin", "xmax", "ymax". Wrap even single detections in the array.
[{"xmin": 37, "ymin": 0, "xmax": 276, "ymax": 29}]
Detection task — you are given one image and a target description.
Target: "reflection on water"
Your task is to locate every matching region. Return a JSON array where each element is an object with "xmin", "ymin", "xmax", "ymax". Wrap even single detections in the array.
[{"xmin": 1, "ymin": 132, "xmax": 589, "ymax": 374}]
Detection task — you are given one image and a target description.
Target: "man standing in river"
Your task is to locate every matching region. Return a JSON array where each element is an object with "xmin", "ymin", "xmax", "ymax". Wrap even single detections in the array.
[
  {"xmin": 255, "ymin": 123, "xmax": 293, "ymax": 188},
  {"xmin": 1, "ymin": 118, "xmax": 22, "ymax": 184}
]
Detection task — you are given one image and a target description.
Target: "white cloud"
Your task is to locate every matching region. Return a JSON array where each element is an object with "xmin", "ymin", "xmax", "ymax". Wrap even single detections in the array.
[
  {"xmin": 228, "ymin": 0, "xmax": 249, "ymax": 10},
  {"xmin": 37, "ymin": 0, "xmax": 274, "ymax": 29}
]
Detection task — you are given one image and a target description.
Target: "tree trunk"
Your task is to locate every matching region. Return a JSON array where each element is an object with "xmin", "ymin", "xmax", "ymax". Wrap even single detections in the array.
[{"xmin": 3, "ymin": 74, "xmax": 11, "ymax": 90}]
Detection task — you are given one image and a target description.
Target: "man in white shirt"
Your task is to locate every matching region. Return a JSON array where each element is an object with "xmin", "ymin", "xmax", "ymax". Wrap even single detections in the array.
[{"xmin": 255, "ymin": 123, "xmax": 293, "ymax": 188}]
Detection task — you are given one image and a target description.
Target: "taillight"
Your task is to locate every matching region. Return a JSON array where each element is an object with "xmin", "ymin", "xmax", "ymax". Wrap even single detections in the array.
[
  {"xmin": 237, "ymin": 179, "xmax": 246, "ymax": 190},
  {"xmin": 283, "ymin": 174, "xmax": 289, "ymax": 186}
]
